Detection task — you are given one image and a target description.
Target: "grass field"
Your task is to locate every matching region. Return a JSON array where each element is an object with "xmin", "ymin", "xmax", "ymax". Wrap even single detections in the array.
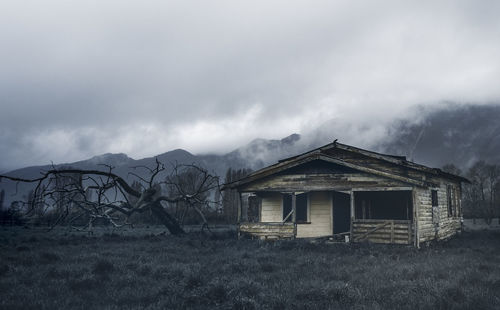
[{"xmin": 1, "ymin": 227, "xmax": 499, "ymax": 309}]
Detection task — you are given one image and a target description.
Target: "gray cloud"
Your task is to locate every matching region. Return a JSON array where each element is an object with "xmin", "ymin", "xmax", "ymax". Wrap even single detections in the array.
[{"xmin": 1, "ymin": 1, "xmax": 500, "ymax": 171}]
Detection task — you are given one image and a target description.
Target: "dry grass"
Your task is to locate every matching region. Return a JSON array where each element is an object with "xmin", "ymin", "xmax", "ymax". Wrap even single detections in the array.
[{"xmin": 0, "ymin": 227, "xmax": 499, "ymax": 309}]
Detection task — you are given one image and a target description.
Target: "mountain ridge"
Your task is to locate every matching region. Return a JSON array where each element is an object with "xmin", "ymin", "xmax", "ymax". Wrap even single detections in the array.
[{"xmin": 1, "ymin": 103, "xmax": 500, "ymax": 206}]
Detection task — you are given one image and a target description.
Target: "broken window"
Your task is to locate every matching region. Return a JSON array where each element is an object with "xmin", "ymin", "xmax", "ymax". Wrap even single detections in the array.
[
  {"xmin": 282, "ymin": 193, "xmax": 308, "ymax": 223},
  {"xmin": 447, "ymin": 185, "xmax": 453, "ymax": 217},
  {"xmin": 455, "ymin": 187, "xmax": 461, "ymax": 217},
  {"xmin": 283, "ymin": 194, "xmax": 292, "ymax": 222},
  {"xmin": 431, "ymin": 190, "xmax": 439, "ymax": 224}
]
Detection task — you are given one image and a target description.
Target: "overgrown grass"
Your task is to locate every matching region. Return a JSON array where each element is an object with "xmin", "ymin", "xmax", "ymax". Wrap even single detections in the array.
[{"xmin": 0, "ymin": 227, "xmax": 499, "ymax": 309}]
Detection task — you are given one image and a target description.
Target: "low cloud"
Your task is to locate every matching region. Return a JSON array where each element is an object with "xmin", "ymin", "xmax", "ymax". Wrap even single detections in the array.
[{"xmin": 1, "ymin": 1, "xmax": 500, "ymax": 171}]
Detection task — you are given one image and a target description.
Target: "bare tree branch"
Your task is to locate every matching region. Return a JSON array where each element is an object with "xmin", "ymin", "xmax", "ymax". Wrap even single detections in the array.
[{"xmin": 0, "ymin": 160, "xmax": 222, "ymax": 235}]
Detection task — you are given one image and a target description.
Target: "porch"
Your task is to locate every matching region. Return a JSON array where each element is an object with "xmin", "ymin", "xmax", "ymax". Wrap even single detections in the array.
[
  {"xmin": 236, "ymin": 189, "xmax": 415, "ymax": 245},
  {"xmin": 238, "ymin": 219, "xmax": 413, "ymax": 244}
]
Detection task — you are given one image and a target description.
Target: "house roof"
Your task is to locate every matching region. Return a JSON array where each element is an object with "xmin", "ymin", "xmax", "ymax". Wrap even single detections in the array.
[{"xmin": 223, "ymin": 140, "xmax": 469, "ymax": 190}]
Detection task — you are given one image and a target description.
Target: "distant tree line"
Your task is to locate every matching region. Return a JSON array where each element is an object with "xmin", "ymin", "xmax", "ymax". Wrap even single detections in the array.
[{"xmin": 443, "ymin": 161, "xmax": 500, "ymax": 223}]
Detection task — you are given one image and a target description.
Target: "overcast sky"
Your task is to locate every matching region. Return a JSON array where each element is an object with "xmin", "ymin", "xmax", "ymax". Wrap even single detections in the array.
[{"xmin": 1, "ymin": 1, "xmax": 500, "ymax": 171}]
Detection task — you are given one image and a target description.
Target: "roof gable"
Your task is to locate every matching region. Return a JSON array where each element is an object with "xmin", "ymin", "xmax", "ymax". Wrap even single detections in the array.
[
  {"xmin": 224, "ymin": 141, "xmax": 469, "ymax": 190},
  {"xmin": 277, "ymin": 159, "xmax": 358, "ymax": 175}
]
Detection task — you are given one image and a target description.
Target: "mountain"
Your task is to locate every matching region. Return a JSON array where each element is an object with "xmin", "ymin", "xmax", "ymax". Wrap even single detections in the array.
[
  {"xmin": 381, "ymin": 104, "xmax": 500, "ymax": 169},
  {"xmin": 0, "ymin": 149, "xmax": 203, "ymax": 206},
  {"xmin": 1, "ymin": 103, "xmax": 500, "ymax": 206},
  {"xmin": 221, "ymin": 133, "xmax": 304, "ymax": 169},
  {"xmin": 298, "ymin": 103, "xmax": 500, "ymax": 170},
  {"xmin": 0, "ymin": 135, "xmax": 305, "ymax": 206}
]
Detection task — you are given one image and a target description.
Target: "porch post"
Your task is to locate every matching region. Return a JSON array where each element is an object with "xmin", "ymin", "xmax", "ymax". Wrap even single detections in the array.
[
  {"xmin": 241, "ymin": 193, "xmax": 249, "ymax": 222},
  {"xmin": 412, "ymin": 188, "xmax": 420, "ymax": 248},
  {"xmin": 258, "ymin": 195, "xmax": 262, "ymax": 222},
  {"xmin": 292, "ymin": 192, "xmax": 297, "ymax": 239},
  {"xmin": 237, "ymin": 192, "xmax": 242, "ymax": 224}
]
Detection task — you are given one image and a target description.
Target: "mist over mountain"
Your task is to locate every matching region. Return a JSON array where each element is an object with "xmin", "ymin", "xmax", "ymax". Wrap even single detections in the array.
[
  {"xmin": 1, "ymin": 103, "xmax": 499, "ymax": 206},
  {"xmin": 381, "ymin": 104, "xmax": 500, "ymax": 169}
]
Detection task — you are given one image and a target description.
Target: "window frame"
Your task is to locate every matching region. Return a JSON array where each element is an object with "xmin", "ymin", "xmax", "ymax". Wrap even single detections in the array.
[
  {"xmin": 447, "ymin": 185, "xmax": 453, "ymax": 217},
  {"xmin": 455, "ymin": 187, "xmax": 461, "ymax": 217},
  {"xmin": 431, "ymin": 189, "xmax": 439, "ymax": 224},
  {"xmin": 282, "ymin": 193, "xmax": 310, "ymax": 224},
  {"xmin": 282, "ymin": 194, "xmax": 293, "ymax": 223}
]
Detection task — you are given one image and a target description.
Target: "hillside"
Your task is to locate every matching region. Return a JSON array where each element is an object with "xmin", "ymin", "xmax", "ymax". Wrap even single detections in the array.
[{"xmin": 381, "ymin": 104, "xmax": 500, "ymax": 168}]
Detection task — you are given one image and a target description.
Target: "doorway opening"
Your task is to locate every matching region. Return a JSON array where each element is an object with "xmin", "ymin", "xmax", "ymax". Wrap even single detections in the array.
[{"xmin": 332, "ymin": 191, "xmax": 350, "ymax": 234}]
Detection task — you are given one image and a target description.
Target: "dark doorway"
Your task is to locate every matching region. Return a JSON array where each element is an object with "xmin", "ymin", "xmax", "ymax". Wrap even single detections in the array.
[{"xmin": 332, "ymin": 191, "xmax": 350, "ymax": 234}]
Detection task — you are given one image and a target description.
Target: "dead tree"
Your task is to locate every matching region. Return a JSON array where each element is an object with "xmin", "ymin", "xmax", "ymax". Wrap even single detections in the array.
[
  {"xmin": 0, "ymin": 160, "xmax": 220, "ymax": 234},
  {"xmin": 165, "ymin": 165, "xmax": 219, "ymax": 231}
]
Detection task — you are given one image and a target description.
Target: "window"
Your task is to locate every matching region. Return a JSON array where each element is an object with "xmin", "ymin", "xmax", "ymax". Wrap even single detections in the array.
[
  {"xmin": 282, "ymin": 193, "xmax": 308, "ymax": 223},
  {"xmin": 431, "ymin": 190, "xmax": 439, "ymax": 224},
  {"xmin": 431, "ymin": 190, "xmax": 438, "ymax": 207},
  {"xmin": 447, "ymin": 185, "xmax": 454, "ymax": 217},
  {"xmin": 455, "ymin": 187, "xmax": 461, "ymax": 217},
  {"xmin": 283, "ymin": 194, "xmax": 292, "ymax": 222}
]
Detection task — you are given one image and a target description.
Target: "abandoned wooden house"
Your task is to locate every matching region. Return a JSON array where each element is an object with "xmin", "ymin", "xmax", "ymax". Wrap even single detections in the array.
[{"xmin": 223, "ymin": 141, "xmax": 468, "ymax": 247}]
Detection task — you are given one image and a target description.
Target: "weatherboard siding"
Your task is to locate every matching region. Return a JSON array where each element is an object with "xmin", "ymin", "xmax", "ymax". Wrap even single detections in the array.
[
  {"xmin": 416, "ymin": 188, "xmax": 434, "ymax": 243},
  {"xmin": 417, "ymin": 180, "xmax": 462, "ymax": 244},
  {"xmin": 260, "ymin": 191, "xmax": 332, "ymax": 238},
  {"xmin": 296, "ymin": 191, "xmax": 332, "ymax": 238},
  {"xmin": 241, "ymin": 172, "xmax": 407, "ymax": 192},
  {"xmin": 260, "ymin": 193, "xmax": 282, "ymax": 222}
]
